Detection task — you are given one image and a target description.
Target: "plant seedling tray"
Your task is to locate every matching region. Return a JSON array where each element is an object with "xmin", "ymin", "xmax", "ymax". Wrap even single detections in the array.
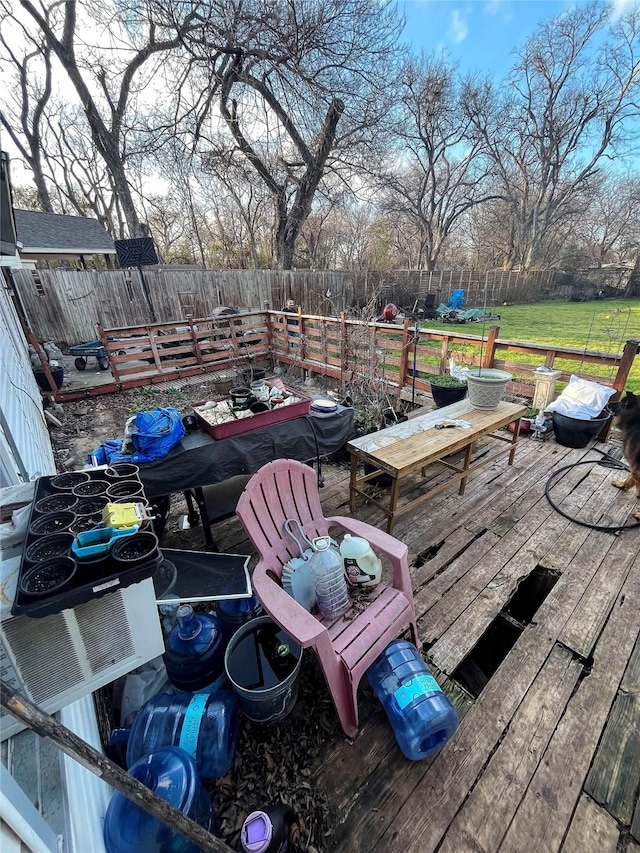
[
  {"xmin": 193, "ymin": 386, "xmax": 311, "ymax": 440},
  {"xmin": 12, "ymin": 470, "xmax": 162, "ymax": 619}
]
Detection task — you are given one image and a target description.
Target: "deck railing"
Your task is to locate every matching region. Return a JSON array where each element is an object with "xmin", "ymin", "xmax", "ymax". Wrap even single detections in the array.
[{"xmin": 52, "ymin": 312, "xmax": 637, "ymax": 405}]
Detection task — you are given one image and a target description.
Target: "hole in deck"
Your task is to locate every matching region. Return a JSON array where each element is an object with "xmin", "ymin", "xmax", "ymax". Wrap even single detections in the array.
[
  {"xmin": 450, "ymin": 614, "xmax": 523, "ymax": 699},
  {"xmin": 504, "ymin": 565, "xmax": 560, "ymax": 625}
]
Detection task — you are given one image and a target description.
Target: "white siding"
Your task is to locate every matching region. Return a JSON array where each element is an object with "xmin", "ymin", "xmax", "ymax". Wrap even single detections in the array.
[{"xmin": 0, "ymin": 278, "xmax": 55, "ymax": 486}]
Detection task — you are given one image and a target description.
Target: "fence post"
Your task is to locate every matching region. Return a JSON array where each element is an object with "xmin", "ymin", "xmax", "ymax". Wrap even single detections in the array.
[
  {"xmin": 598, "ymin": 338, "xmax": 640, "ymax": 440},
  {"xmin": 97, "ymin": 322, "xmax": 119, "ymax": 382},
  {"xmin": 482, "ymin": 326, "xmax": 500, "ymax": 368},
  {"xmin": 399, "ymin": 317, "xmax": 412, "ymax": 397}
]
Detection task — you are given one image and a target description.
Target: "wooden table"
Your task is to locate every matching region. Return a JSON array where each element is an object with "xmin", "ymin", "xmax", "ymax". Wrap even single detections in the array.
[{"xmin": 348, "ymin": 400, "xmax": 527, "ymax": 533}]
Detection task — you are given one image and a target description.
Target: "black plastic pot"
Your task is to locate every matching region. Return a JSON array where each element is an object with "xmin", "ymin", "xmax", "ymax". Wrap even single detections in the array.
[
  {"xmin": 430, "ymin": 383, "xmax": 468, "ymax": 409},
  {"xmin": 110, "ymin": 531, "xmax": 159, "ymax": 568},
  {"xmin": 106, "ymin": 480, "xmax": 144, "ymax": 499},
  {"xmin": 50, "ymin": 471, "xmax": 90, "ymax": 491},
  {"xmin": 33, "ymin": 366, "xmax": 64, "ymax": 392},
  {"xmin": 25, "ymin": 533, "xmax": 74, "ymax": 564},
  {"xmin": 75, "ymin": 496, "xmax": 110, "ymax": 517},
  {"xmin": 72, "ymin": 479, "xmax": 110, "ymax": 498},
  {"xmin": 552, "ymin": 411, "xmax": 612, "ymax": 448},
  {"xmin": 70, "ymin": 513, "xmax": 103, "ymax": 535},
  {"xmin": 29, "ymin": 511, "xmax": 75, "ymax": 536},
  {"xmin": 242, "ymin": 367, "xmax": 266, "ymax": 384},
  {"xmin": 105, "ymin": 463, "xmax": 140, "ymax": 480},
  {"xmin": 230, "ymin": 386, "xmax": 252, "ymax": 408},
  {"xmin": 20, "ymin": 557, "xmax": 76, "ymax": 597},
  {"xmin": 34, "ymin": 493, "xmax": 77, "ymax": 514}
]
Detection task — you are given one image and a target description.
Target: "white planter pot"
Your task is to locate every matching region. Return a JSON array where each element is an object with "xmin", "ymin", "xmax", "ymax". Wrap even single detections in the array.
[{"xmin": 466, "ymin": 369, "xmax": 512, "ymax": 410}]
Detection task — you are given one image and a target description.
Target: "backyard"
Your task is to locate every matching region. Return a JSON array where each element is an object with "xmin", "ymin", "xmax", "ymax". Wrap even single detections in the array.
[{"xmin": 419, "ymin": 299, "xmax": 640, "ymax": 392}]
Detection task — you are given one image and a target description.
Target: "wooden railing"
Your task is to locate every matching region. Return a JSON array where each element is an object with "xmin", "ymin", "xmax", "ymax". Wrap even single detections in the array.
[
  {"xmin": 54, "ymin": 311, "xmax": 637, "ymax": 405},
  {"xmin": 269, "ymin": 311, "xmax": 638, "ymax": 402}
]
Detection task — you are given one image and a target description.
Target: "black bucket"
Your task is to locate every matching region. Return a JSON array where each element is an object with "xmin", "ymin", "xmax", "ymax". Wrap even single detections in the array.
[{"xmin": 552, "ymin": 411, "xmax": 612, "ymax": 448}]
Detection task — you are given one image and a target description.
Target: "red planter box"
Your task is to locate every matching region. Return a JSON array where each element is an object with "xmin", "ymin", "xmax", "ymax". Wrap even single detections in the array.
[{"xmin": 194, "ymin": 387, "xmax": 311, "ymax": 440}]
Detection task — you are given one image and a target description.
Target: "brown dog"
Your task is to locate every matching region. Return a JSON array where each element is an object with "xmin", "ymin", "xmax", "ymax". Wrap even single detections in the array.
[{"xmin": 610, "ymin": 391, "xmax": 640, "ymax": 518}]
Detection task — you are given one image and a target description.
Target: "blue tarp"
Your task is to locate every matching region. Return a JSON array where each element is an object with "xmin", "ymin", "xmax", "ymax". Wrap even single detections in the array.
[{"xmin": 89, "ymin": 407, "xmax": 185, "ymax": 466}]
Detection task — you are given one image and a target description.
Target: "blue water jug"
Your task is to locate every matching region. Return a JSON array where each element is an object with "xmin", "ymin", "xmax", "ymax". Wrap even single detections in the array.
[
  {"xmin": 163, "ymin": 604, "xmax": 226, "ymax": 693},
  {"xmin": 366, "ymin": 640, "xmax": 459, "ymax": 761},
  {"xmin": 111, "ymin": 690, "xmax": 240, "ymax": 779},
  {"xmin": 103, "ymin": 747, "xmax": 215, "ymax": 853},
  {"xmin": 216, "ymin": 594, "xmax": 263, "ymax": 643}
]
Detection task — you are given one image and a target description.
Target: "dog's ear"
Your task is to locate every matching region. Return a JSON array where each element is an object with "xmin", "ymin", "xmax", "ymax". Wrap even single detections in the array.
[{"xmin": 626, "ymin": 391, "xmax": 637, "ymax": 408}]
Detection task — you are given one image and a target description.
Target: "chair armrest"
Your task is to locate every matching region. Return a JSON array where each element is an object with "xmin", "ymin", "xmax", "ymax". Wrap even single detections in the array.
[
  {"xmin": 252, "ymin": 565, "xmax": 325, "ymax": 647},
  {"xmin": 325, "ymin": 515, "xmax": 412, "ymax": 599}
]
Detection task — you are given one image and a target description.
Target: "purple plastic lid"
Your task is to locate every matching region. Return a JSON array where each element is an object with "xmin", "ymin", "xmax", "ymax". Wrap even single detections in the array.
[{"xmin": 241, "ymin": 810, "xmax": 273, "ymax": 853}]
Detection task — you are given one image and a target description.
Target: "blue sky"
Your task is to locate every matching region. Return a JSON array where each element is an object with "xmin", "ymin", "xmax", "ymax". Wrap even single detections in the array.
[{"xmin": 400, "ymin": 0, "xmax": 630, "ymax": 80}]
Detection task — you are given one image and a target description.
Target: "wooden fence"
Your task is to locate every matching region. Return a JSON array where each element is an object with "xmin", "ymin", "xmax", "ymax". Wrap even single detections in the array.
[
  {"xmin": 12, "ymin": 267, "xmax": 591, "ymax": 347},
  {"xmin": 56, "ymin": 312, "xmax": 638, "ymax": 413}
]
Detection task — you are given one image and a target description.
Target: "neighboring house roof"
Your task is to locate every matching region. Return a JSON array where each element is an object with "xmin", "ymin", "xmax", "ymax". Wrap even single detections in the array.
[{"xmin": 14, "ymin": 208, "xmax": 116, "ymax": 255}]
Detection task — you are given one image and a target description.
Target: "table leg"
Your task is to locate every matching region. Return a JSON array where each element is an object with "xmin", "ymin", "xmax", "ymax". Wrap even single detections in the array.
[
  {"xmin": 193, "ymin": 486, "xmax": 215, "ymax": 547},
  {"xmin": 459, "ymin": 442, "xmax": 473, "ymax": 495},
  {"xmin": 349, "ymin": 451, "xmax": 358, "ymax": 512},
  {"xmin": 387, "ymin": 476, "xmax": 401, "ymax": 534},
  {"xmin": 509, "ymin": 419, "xmax": 521, "ymax": 464}
]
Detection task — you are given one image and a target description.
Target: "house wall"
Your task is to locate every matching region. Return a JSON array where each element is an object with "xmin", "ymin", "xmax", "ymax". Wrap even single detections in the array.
[{"xmin": 0, "ymin": 274, "xmax": 56, "ymax": 486}]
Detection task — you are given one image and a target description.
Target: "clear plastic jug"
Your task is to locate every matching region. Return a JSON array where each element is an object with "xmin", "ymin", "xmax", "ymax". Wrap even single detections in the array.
[
  {"xmin": 340, "ymin": 534, "xmax": 382, "ymax": 587},
  {"xmin": 308, "ymin": 536, "xmax": 350, "ymax": 620}
]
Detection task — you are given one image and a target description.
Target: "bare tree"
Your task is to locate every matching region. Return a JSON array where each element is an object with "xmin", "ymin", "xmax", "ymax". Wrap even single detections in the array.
[
  {"xmin": 0, "ymin": 5, "xmax": 54, "ymax": 210},
  {"xmin": 575, "ymin": 172, "xmax": 640, "ymax": 267},
  {"xmin": 164, "ymin": 0, "xmax": 403, "ymax": 269},
  {"xmin": 380, "ymin": 56, "xmax": 498, "ymax": 271},
  {"xmin": 18, "ymin": 0, "xmax": 199, "ymax": 237},
  {"xmin": 465, "ymin": 2, "xmax": 640, "ymax": 269}
]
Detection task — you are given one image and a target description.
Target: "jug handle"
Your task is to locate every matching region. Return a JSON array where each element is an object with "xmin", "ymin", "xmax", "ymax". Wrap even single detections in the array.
[{"xmin": 283, "ymin": 518, "xmax": 314, "ymax": 558}]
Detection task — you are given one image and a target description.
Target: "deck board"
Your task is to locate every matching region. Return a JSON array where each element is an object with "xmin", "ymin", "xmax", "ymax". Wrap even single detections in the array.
[{"xmin": 560, "ymin": 795, "xmax": 619, "ymax": 853}]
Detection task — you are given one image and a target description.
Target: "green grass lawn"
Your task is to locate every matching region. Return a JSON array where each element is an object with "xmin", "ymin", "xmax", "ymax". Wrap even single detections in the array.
[{"xmin": 421, "ymin": 299, "xmax": 640, "ymax": 393}]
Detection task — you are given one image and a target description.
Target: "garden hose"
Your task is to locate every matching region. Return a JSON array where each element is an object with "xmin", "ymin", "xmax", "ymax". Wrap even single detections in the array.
[{"xmin": 544, "ymin": 449, "xmax": 640, "ymax": 531}]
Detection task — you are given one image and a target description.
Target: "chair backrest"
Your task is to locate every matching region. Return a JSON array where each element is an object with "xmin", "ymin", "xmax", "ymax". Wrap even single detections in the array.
[{"xmin": 236, "ymin": 460, "xmax": 329, "ymax": 579}]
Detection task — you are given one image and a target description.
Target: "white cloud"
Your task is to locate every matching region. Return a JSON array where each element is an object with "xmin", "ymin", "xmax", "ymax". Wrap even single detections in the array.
[
  {"xmin": 483, "ymin": 1, "xmax": 502, "ymax": 15},
  {"xmin": 609, "ymin": 0, "xmax": 640, "ymax": 19},
  {"xmin": 449, "ymin": 9, "xmax": 469, "ymax": 43}
]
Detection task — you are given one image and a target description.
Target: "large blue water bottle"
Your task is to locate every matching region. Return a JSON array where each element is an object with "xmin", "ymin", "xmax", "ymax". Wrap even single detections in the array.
[
  {"xmin": 366, "ymin": 640, "xmax": 459, "ymax": 761},
  {"xmin": 111, "ymin": 690, "xmax": 240, "ymax": 779},
  {"xmin": 103, "ymin": 747, "xmax": 215, "ymax": 853},
  {"xmin": 216, "ymin": 594, "xmax": 263, "ymax": 643},
  {"xmin": 163, "ymin": 605, "xmax": 226, "ymax": 693}
]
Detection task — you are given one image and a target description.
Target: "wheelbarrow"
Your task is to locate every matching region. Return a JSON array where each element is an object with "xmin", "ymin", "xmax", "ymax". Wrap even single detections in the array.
[{"xmin": 69, "ymin": 340, "xmax": 110, "ymax": 371}]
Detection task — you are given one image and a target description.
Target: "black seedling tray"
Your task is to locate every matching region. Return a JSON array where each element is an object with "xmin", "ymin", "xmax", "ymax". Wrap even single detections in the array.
[{"xmin": 12, "ymin": 469, "xmax": 162, "ymax": 619}]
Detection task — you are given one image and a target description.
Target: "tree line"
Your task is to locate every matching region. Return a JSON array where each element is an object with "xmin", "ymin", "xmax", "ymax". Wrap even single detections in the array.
[{"xmin": 1, "ymin": 0, "xmax": 639, "ymax": 272}]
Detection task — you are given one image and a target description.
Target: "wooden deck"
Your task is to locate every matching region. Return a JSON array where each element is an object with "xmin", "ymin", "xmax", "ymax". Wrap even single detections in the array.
[{"xmin": 202, "ymin": 427, "xmax": 639, "ymax": 852}]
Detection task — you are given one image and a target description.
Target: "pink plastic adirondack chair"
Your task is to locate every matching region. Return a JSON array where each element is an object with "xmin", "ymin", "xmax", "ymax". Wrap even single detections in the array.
[{"xmin": 235, "ymin": 459, "xmax": 419, "ymax": 740}]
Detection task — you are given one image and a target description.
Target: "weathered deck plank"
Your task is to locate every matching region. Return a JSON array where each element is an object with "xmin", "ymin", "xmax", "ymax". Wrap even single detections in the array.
[
  {"xmin": 497, "ymin": 563, "xmax": 640, "ymax": 852},
  {"xmin": 438, "ymin": 644, "xmax": 582, "ymax": 853},
  {"xmin": 560, "ymin": 795, "xmax": 619, "ymax": 853},
  {"xmin": 583, "ymin": 691, "xmax": 640, "ymax": 826},
  {"xmin": 559, "ymin": 543, "xmax": 637, "ymax": 658}
]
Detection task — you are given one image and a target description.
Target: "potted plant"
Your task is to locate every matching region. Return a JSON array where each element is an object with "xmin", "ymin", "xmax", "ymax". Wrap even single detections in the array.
[
  {"xmin": 429, "ymin": 375, "xmax": 468, "ymax": 408},
  {"xmin": 508, "ymin": 407, "xmax": 539, "ymax": 435}
]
